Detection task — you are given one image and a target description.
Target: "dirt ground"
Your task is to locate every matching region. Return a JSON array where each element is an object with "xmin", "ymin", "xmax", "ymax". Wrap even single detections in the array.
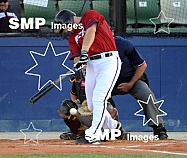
[{"xmin": 0, "ymin": 139, "xmax": 187, "ymax": 156}]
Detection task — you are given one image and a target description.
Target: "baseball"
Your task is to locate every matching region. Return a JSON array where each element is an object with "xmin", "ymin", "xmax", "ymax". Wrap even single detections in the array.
[{"xmin": 70, "ymin": 108, "xmax": 77, "ymax": 115}]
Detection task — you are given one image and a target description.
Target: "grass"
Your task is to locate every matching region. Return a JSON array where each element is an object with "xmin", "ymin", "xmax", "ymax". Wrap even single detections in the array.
[{"xmin": 0, "ymin": 153, "xmax": 187, "ymax": 158}]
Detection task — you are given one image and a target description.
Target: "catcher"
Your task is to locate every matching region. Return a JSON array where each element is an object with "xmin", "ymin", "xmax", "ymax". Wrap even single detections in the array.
[
  {"xmin": 57, "ymin": 69, "xmax": 125, "ymax": 141},
  {"xmin": 58, "ymin": 99, "xmax": 119, "ymax": 140}
]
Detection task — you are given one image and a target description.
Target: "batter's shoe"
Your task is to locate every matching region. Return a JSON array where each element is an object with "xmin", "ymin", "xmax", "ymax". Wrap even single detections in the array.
[
  {"xmin": 116, "ymin": 122, "xmax": 130, "ymax": 140},
  {"xmin": 60, "ymin": 131, "xmax": 76, "ymax": 140},
  {"xmin": 152, "ymin": 124, "xmax": 168, "ymax": 140},
  {"xmin": 76, "ymin": 136, "xmax": 100, "ymax": 145}
]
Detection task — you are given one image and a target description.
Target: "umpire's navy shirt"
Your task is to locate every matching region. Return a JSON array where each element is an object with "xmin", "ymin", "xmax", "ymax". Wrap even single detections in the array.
[{"xmin": 114, "ymin": 36, "xmax": 145, "ymax": 86}]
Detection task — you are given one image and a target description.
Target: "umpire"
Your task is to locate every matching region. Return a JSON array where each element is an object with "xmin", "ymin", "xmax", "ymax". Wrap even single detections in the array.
[{"xmin": 112, "ymin": 36, "xmax": 168, "ymax": 140}]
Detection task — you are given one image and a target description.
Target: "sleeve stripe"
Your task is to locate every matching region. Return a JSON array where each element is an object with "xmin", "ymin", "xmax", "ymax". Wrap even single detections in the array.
[
  {"xmin": 85, "ymin": 18, "xmax": 98, "ymax": 30},
  {"xmin": 138, "ymin": 61, "xmax": 146, "ymax": 67}
]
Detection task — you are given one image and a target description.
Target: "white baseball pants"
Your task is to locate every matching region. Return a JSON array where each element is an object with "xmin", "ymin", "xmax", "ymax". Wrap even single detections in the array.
[{"xmin": 85, "ymin": 51, "xmax": 121, "ymax": 141}]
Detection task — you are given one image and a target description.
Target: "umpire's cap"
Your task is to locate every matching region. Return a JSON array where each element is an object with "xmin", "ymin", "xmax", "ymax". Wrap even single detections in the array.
[{"xmin": 55, "ymin": 9, "xmax": 76, "ymax": 24}]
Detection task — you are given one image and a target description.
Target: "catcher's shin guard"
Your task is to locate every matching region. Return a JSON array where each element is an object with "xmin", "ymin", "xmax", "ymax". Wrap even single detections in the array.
[{"xmin": 107, "ymin": 102, "xmax": 119, "ymax": 121}]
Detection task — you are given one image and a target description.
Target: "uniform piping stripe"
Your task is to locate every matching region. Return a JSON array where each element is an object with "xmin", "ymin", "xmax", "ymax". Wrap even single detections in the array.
[{"xmin": 93, "ymin": 56, "xmax": 120, "ymax": 134}]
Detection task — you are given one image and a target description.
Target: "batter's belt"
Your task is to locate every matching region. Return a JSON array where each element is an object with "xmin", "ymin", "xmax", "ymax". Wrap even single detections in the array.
[{"xmin": 89, "ymin": 51, "xmax": 118, "ymax": 60}]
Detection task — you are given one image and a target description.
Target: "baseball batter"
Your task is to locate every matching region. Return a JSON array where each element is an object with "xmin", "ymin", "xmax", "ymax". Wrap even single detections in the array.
[
  {"xmin": 55, "ymin": 9, "xmax": 122, "ymax": 144},
  {"xmin": 58, "ymin": 69, "xmax": 122, "ymax": 141}
]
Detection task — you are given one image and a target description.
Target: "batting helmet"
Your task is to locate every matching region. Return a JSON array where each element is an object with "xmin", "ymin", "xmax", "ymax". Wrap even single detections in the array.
[
  {"xmin": 59, "ymin": 99, "xmax": 78, "ymax": 116},
  {"xmin": 55, "ymin": 9, "xmax": 76, "ymax": 24}
]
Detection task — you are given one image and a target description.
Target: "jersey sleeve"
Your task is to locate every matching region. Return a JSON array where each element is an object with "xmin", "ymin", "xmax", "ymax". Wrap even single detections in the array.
[
  {"xmin": 126, "ymin": 41, "xmax": 145, "ymax": 67},
  {"xmin": 115, "ymin": 36, "xmax": 145, "ymax": 67},
  {"xmin": 68, "ymin": 36, "xmax": 81, "ymax": 60},
  {"xmin": 82, "ymin": 10, "xmax": 104, "ymax": 30}
]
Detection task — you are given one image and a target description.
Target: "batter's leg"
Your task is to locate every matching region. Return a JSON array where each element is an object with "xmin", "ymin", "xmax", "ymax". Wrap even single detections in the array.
[
  {"xmin": 85, "ymin": 62, "xmax": 96, "ymax": 112},
  {"xmin": 85, "ymin": 55, "xmax": 121, "ymax": 142}
]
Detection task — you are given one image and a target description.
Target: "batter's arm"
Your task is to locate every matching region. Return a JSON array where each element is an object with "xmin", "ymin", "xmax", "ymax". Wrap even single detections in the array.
[
  {"xmin": 81, "ymin": 23, "xmax": 97, "ymax": 52},
  {"xmin": 74, "ymin": 23, "xmax": 97, "ymax": 71}
]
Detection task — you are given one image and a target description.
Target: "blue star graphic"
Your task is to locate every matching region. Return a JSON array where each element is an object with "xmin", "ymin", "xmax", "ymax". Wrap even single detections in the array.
[
  {"xmin": 20, "ymin": 122, "xmax": 42, "ymax": 144},
  {"xmin": 134, "ymin": 94, "xmax": 167, "ymax": 126},
  {"xmin": 25, "ymin": 41, "xmax": 74, "ymax": 91}
]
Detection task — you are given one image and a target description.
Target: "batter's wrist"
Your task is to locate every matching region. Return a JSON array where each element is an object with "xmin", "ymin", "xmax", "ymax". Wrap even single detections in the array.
[
  {"xmin": 81, "ymin": 50, "xmax": 88, "ymax": 55},
  {"xmin": 80, "ymin": 51, "xmax": 88, "ymax": 62}
]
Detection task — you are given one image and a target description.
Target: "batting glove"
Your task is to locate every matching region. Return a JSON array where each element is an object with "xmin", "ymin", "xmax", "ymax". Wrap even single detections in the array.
[{"xmin": 74, "ymin": 51, "xmax": 88, "ymax": 71}]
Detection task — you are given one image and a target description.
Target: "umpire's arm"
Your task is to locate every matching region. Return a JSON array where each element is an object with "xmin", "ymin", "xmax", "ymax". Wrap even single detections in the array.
[{"xmin": 118, "ymin": 62, "xmax": 147, "ymax": 92}]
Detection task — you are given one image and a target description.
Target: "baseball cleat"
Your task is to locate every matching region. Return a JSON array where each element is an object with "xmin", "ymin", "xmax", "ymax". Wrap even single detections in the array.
[
  {"xmin": 76, "ymin": 136, "xmax": 100, "ymax": 145},
  {"xmin": 60, "ymin": 131, "xmax": 76, "ymax": 140},
  {"xmin": 153, "ymin": 125, "xmax": 168, "ymax": 140}
]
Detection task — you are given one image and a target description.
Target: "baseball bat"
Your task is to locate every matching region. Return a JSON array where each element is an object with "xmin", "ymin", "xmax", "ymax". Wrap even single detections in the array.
[{"xmin": 29, "ymin": 70, "xmax": 72, "ymax": 104}]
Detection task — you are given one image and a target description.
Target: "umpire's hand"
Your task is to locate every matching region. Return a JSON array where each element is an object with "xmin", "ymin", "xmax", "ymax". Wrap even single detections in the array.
[
  {"xmin": 74, "ymin": 51, "xmax": 88, "ymax": 71},
  {"xmin": 117, "ymin": 82, "xmax": 134, "ymax": 92}
]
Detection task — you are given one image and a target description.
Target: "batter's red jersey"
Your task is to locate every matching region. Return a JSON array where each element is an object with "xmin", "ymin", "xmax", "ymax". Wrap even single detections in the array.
[{"xmin": 69, "ymin": 10, "xmax": 117, "ymax": 60}]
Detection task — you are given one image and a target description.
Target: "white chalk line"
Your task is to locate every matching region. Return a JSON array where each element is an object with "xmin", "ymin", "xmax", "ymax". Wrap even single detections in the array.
[
  {"xmin": 21, "ymin": 140, "xmax": 187, "ymax": 156},
  {"xmin": 78, "ymin": 145, "xmax": 187, "ymax": 156},
  {"xmin": 39, "ymin": 144, "xmax": 187, "ymax": 156}
]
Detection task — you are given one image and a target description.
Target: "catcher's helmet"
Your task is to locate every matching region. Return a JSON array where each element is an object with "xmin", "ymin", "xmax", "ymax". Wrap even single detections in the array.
[
  {"xmin": 60, "ymin": 99, "xmax": 78, "ymax": 116},
  {"xmin": 55, "ymin": 9, "xmax": 76, "ymax": 24}
]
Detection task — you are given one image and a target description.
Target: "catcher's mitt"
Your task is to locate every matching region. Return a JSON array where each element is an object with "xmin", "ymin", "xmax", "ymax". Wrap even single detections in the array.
[
  {"xmin": 78, "ymin": 100, "xmax": 92, "ymax": 116},
  {"xmin": 59, "ymin": 99, "xmax": 78, "ymax": 117},
  {"xmin": 77, "ymin": 99, "xmax": 119, "ymax": 120}
]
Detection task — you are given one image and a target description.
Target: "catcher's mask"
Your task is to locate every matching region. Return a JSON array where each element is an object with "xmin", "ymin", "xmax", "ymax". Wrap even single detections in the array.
[{"xmin": 60, "ymin": 99, "xmax": 78, "ymax": 116}]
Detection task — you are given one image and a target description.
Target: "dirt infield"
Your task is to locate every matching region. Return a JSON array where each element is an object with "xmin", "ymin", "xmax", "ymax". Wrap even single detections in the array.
[{"xmin": 0, "ymin": 139, "xmax": 187, "ymax": 156}]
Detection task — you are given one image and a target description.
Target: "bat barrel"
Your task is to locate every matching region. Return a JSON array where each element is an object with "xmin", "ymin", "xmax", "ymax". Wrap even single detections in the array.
[
  {"xmin": 29, "ymin": 84, "xmax": 55, "ymax": 104},
  {"xmin": 28, "ymin": 70, "xmax": 73, "ymax": 104}
]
